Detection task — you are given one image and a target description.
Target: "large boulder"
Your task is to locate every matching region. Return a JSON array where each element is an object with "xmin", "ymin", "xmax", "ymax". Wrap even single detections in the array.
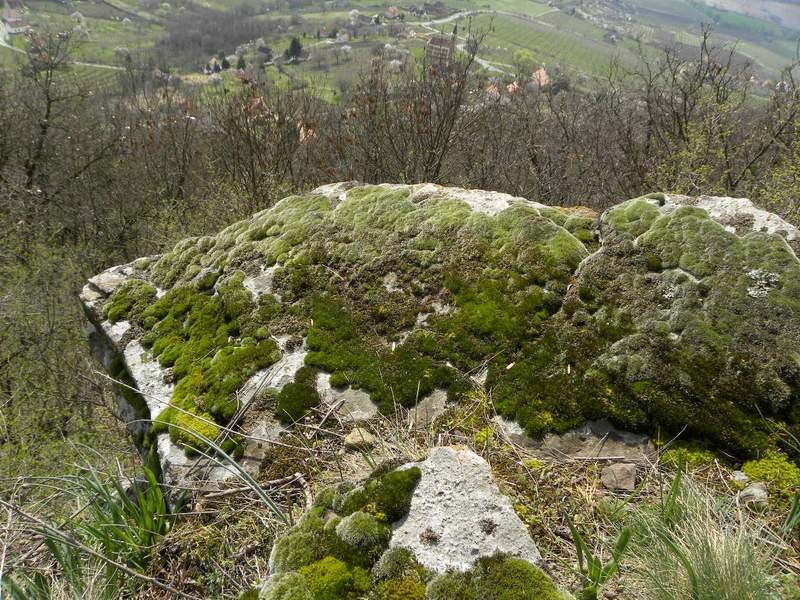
[{"xmin": 80, "ymin": 184, "xmax": 800, "ymax": 485}]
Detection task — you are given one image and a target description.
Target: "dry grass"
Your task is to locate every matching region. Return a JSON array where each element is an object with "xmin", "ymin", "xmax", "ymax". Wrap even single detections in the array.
[{"xmin": 5, "ymin": 383, "xmax": 799, "ymax": 599}]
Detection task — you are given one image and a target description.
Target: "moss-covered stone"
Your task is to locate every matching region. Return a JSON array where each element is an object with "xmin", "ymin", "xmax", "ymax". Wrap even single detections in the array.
[
  {"xmin": 493, "ymin": 195, "xmax": 800, "ymax": 457},
  {"xmin": 97, "ymin": 185, "xmax": 800, "ymax": 459},
  {"xmin": 104, "ymin": 279, "xmax": 156, "ymax": 323},
  {"xmin": 265, "ymin": 455, "xmax": 564, "ymax": 599}
]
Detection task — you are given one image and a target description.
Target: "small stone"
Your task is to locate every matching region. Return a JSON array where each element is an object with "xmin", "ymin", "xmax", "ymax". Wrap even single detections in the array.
[
  {"xmin": 410, "ymin": 389, "xmax": 448, "ymax": 428},
  {"xmin": 88, "ymin": 270, "xmax": 127, "ymax": 295},
  {"xmin": 739, "ymin": 482, "xmax": 769, "ymax": 506},
  {"xmin": 80, "ymin": 284, "xmax": 103, "ymax": 303},
  {"xmin": 600, "ymin": 463, "xmax": 637, "ymax": 491},
  {"xmin": 731, "ymin": 470, "xmax": 749, "ymax": 485},
  {"xmin": 344, "ymin": 427, "xmax": 377, "ymax": 450}
]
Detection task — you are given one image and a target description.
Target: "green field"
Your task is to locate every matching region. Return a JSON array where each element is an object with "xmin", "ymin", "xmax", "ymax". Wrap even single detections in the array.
[
  {"xmin": 469, "ymin": 13, "xmax": 633, "ymax": 76},
  {"xmin": 442, "ymin": 0, "xmax": 553, "ymax": 17}
]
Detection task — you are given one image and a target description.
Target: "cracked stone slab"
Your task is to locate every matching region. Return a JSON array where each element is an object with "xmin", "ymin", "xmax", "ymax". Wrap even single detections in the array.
[
  {"xmin": 390, "ymin": 446, "xmax": 541, "ymax": 573},
  {"xmin": 536, "ymin": 419, "xmax": 655, "ymax": 463}
]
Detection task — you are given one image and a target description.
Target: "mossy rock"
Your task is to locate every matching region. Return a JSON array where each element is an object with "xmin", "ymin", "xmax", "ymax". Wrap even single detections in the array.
[
  {"xmin": 93, "ymin": 185, "xmax": 800, "ymax": 460},
  {"xmin": 262, "ymin": 455, "xmax": 563, "ymax": 600}
]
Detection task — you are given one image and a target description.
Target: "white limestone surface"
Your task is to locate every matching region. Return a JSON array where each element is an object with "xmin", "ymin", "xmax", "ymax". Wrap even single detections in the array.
[{"xmin": 390, "ymin": 446, "xmax": 541, "ymax": 573}]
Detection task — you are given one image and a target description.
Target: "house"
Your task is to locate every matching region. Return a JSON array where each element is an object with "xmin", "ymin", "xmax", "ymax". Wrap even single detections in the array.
[
  {"xmin": 425, "ymin": 34, "xmax": 454, "ymax": 68},
  {"xmin": 384, "ymin": 6, "xmax": 401, "ymax": 20}
]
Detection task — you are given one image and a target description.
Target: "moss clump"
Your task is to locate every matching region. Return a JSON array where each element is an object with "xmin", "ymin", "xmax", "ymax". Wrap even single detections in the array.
[
  {"xmin": 334, "ymin": 467, "xmax": 422, "ymax": 522},
  {"xmin": 335, "ymin": 511, "xmax": 391, "ymax": 553},
  {"xmin": 375, "ymin": 578, "xmax": 426, "ymax": 600},
  {"xmin": 297, "ymin": 556, "xmax": 370, "ymax": 600},
  {"xmin": 268, "ymin": 465, "xmax": 422, "ymax": 596},
  {"xmin": 276, "ymin": 367, "xmax": 320, "ymax": 424},
  {"xmin": 426, "ymin": 572, "xmax": 477, "ymax": 600},
  {"xmin": 660, "ymin": 442, "xmax": 718, "ymax": 471},
  {"xmin": 260, "ymin": 572, "xmax": 312, "ymax": 600},
  {"xmin": 373, "ymin": 547, "xmax": 420, "ymax": 581},
  {"xmin": 426, "ymin": 555, "xmax": 564, "ymax": 600},
  {"xmin": 105, "ymin": 279, "xmax": 157, "ymax": 323},
  {"xmin": 167, "ymin": 408, "xmax": 221, "ymax": 454},
  {"xmin": 605, "ymin": 197, "xmax": 662, "ymax": 237},
  {"xmin": 269, "ymin": 507, "xmax": 342, "ymax": 573},
  {"xmin": 742, "ymin": 451, "xmax": 800, "ymax": 505}
]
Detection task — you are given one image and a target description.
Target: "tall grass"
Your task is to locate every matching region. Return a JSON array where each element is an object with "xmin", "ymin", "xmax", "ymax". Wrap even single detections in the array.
[
  {"xmin": 624, "ymin": 473, "xmax": 781, "ymax": 600},
  {"xmin": 1, "ymin": 467, "xmax": 175, "ymax": 599}
]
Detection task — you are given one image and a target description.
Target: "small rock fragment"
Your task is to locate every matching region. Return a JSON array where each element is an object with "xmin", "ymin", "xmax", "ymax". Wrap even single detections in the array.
[
  {"xmin": 731, "ymin": 470, "xmax": 749, "ymax": 485},
  {"xmin": 344, "ymin": 427, "xmax": 377, "ymax": 450},
  {"xmin": 600, "ymin": 463, "xmax": 637, "ymax": 491},
  {"xmin": 739, "ymin": 482, "xmax": 769, "ymax": 506}
]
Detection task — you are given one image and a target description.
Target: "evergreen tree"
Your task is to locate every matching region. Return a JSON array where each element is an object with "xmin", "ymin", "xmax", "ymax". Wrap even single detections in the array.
[{"xmin": 285, "ymin": 37, "xmax": 303, "ymax": 60}]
